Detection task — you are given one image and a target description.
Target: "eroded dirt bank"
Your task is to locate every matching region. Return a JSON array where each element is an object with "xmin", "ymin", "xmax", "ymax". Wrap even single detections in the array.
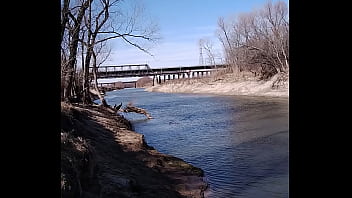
[
  {"xmin": 146, "ymin": 72, "xmax": 288, "ymax": 98},
  {"xmin": 61, "ymin": 102, "xmax": 207, "ymax": 197}
]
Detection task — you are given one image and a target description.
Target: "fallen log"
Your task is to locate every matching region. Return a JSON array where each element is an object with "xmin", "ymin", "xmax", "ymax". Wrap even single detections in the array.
[
  {"xmin": 106, "ymin": 102, "xmax": 153, "ymax": 119},
  {"xmin": 113, "ymin": 102, "xmax": 123, "ymax": 112},
  {"xmin": 122, "ymin": 103, "xmax": 153, "ymax": 119}
]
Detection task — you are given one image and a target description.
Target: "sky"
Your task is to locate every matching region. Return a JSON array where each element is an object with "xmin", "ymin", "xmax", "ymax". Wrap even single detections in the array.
[{"xmin": 100, "ymin": 0, "xmax": 288, "ymax": 82}]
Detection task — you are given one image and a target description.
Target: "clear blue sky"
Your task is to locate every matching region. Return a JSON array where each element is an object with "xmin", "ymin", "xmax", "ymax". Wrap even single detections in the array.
[{"xmin": 104, "ymin": 0, "xmax": 289, "ymax": 70}]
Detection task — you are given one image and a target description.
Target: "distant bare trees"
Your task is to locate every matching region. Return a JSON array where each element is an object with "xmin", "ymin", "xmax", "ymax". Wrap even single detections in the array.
[
  {"xmin": 199, "ymin": 38, "xmax": 216, "ymax": 66},
  {"xmin": 217, "ymin": 0, "xmax": 288, "ymax": 80},
  {"xmin": 61, "ymin": 0, "xmax": 158, "ymax": 104}
]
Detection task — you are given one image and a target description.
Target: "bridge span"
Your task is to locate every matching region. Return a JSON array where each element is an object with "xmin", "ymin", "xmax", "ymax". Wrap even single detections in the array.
[{"xmin": 90, "ymin": 63, "xmax": 227, "ymax": 86}]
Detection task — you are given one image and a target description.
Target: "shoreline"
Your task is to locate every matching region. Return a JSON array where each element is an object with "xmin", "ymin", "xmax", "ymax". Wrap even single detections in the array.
[
  {"xmin": 145, "ymin": 73, "xmax": 288, "ymax": 98},
  {"xmin": 61, "ymin": 102, "xmax": 207, "ymax": 197}
]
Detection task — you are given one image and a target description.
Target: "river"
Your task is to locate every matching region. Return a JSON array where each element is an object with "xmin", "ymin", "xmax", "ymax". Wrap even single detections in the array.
[{"xmin": 98, "ymin": 88, "xmax": 288, "ymax": 198}]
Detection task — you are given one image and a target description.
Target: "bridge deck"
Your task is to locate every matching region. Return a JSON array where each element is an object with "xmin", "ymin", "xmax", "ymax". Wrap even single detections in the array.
[{"xmin": 90, "ymin": 64, "xmax": 227, "ymax": 78}]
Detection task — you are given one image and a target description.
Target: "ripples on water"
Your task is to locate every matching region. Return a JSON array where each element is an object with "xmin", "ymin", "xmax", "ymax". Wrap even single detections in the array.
[{"xmin": 99, "ymin": 88, "xmax": 289, "ymax": 198}]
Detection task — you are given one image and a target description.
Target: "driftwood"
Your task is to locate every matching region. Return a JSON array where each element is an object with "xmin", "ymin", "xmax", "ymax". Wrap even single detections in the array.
[
  {"xmin": 122, "ymin": 103, "xmax": 153, "ymax": 119},
  {"xmin": 113, "ymin": 102, "xmax": 123, "ymax": 112},
  {"xmin": 109, "ymin": 102, "xmax": 152, "ymax": 119}
]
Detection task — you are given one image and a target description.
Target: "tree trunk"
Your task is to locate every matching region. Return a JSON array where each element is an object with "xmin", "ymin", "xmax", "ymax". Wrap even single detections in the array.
[
  {"xmin": 61, "ymin": 0, "xmax": 70, "ymax": 44},
  {"xmin": 82, "ymin": 47, "xmax": 92, "ymax": 105},
  {"xmin": 63, "ymin": 0, "xmax": 92, "ymax": 102},
  {"xmin": 281, "ymin": 45, "xmax": 289, "ymax": 72},
  {"xmin": 92, "ymin": 50, "xmax": 108, "ymax": 107}
]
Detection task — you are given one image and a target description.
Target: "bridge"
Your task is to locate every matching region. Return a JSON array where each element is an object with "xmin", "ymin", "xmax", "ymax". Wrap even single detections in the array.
[{"xmin": 90, "ymin": 63, "xmax": 227, "ymax": 86}]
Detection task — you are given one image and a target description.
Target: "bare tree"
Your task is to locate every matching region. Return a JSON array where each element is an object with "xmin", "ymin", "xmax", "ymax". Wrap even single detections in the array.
[
  {"xmin": 80, "ymin": 0, "xmax": 158, "ymax": 105},
  {"xmin": 261, "ymin": 0, "xmax": 289, "ymax": 71},
  {"xmin": 61, "ymin": 0, "xmax": 70, "ymax": 44},
  {"xmin": 79, "ymin": 0, "xmax": 112, "ymax": 104},
  {"xmin": 200, "ymin": 38, "xmax": 216, "ymax": 66},
  {"xmin": 217, "ymin": 0, "xmax": 288, "ymax": 80},
  {"xmin": 61, "ymin": 0, "xmax": 93, "ymax": 101},
  {"xmin": 217, "ymin": 17, "xmax": 239, "ymax": 74},
  {"xmin": 61, "ymin": 0, "xmax": 159, "ymax": 104}
]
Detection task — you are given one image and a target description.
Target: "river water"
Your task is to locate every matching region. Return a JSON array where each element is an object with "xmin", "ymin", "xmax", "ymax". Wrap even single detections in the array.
[{"xmin": 99, "ymin": 88, "xmax": 288, "ymax": 198}]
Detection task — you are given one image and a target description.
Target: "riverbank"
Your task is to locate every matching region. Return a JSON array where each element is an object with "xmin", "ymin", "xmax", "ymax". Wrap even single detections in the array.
[
  {"xmin": 146, "ymin": 72, "xmax": 288, "ymax": 98},
  {"xmin": 61, "ymin": 102, "xmax": 207, "ymax": 197}
]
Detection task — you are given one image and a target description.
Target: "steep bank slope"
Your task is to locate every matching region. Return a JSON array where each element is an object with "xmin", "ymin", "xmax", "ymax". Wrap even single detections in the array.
[{"xmin": 61, "ymin": 102, "xmax": 207, "ymax": 197}]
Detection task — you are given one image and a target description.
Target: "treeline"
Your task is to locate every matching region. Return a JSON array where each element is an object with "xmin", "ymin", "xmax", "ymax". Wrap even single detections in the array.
[
  {"xmin": 217, "ymin": 0, "xmax": 288, "ymax": 80},
  {"xmin": 61, "ymin": 0, "xmax": 157, "ymax": 105}
]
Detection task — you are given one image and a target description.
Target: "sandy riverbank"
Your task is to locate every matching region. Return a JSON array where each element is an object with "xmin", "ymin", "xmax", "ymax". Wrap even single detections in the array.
[
  {"xmin": 146, "ymin": 73, "xmax": 288, "ymax": 98},
  {"xmin": 61, "ymin": 102, "xmax": 207, "ymax": 197}
]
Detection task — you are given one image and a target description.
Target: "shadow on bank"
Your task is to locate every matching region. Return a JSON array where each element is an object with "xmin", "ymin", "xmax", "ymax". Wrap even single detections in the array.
[{"xmin": 61, "ymin": 103, "xmax": 207, "ymax": 198}]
